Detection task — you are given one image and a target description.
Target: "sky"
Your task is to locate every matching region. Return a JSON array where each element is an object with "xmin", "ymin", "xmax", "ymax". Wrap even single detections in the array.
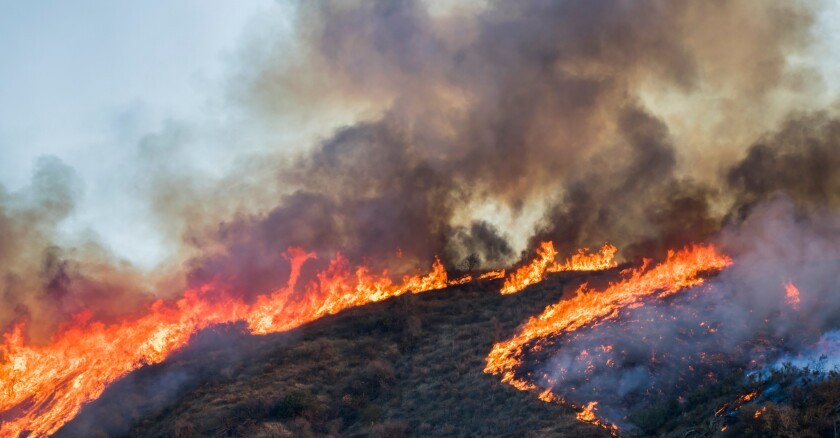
[
  {"xmin": 2, "ymin": 0, "xmax": 840, "ymax": 271},
  {"xmin": 0, "ymin": 1, "xmax": 281, "ymax": 268}
]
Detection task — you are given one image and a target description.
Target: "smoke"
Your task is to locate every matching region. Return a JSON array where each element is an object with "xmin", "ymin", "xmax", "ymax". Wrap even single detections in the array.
[
  {"xmin": 728, "ymin": 112, "xmax": 840, "ymax": 217},
  {"xmin": 184, "ymin": 0, "xmax": 825, "ymax": 291},
  {"xmin": 3, "ymin": 0, "xmax": 839, "ymax": 339},
  {"xmin": 0, "ymin": 157, "xmax": 162, "ymax": 341},
  {"xmin": 528, "ymin": 198, "xmax": 840, "ymax": 430},
  {"xmin": 763, "ymin": 329, "xmax": 840, "ymax": 374}
]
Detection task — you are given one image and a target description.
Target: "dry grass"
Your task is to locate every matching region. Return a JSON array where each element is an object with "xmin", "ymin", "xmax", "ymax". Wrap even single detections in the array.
[{"xmin": 57, "ymin": 271, "xmax": 614, "ymax": 437}]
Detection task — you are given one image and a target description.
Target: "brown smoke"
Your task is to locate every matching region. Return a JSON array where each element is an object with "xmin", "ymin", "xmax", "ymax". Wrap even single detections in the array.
[{"xmin": 3, "ymin": 0, "xmax": 838, "ymax": 335}]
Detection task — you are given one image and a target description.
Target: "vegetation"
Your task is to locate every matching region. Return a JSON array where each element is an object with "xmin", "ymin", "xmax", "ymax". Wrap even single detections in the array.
[
  {"xmin": 627, "ymin": 366, "xmax": 840, "ymax": 437},
  {"xmin": 56, "ymin": 269, "xmax": 840, "ymax": 437},
  {"xmin": 58, "ymin": 272, "xmax": 613, "ymax": 437}
]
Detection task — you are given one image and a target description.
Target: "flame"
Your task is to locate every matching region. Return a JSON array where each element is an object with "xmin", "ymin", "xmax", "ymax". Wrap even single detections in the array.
[
  {"xmin": 784, "ymin": 281, "xmax": 801, "ymax": 309},
  {"xmin": 500, "ymin": 242, "xmax": 618, "ymax": 295},
  {"xmin": 448, "ymin": 274, "xmax": 474, "ymax": 286},
  {"xmin": 575, "ymin": 401, "xmax": 619, "ymax": 435},
  {"xmin": 478, "ymin": 269, "xmax": 506, "ymax": 280},
  {"xmin": 716, "ymin": 391, "xmax": 758, "ymax": 418},
  {"xmin": 0, "ymin": 249, "xmax": 461, "ymax": 437},
  {"xmin": 500, "ymin": 242, "xmax": 558, "ymax": 294},
  {"xmin": 551, "ymin": 243, "xmax": 619, "ymax": 273},
  {"xmin": 485, "ymin": 244, "xmax": 731, "ymax": 432}
]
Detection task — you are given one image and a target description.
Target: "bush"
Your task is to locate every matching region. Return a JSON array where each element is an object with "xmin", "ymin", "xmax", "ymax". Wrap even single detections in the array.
[{"xmin": 271, "ymin": 389, "xmax": 318, "ymax": 419}]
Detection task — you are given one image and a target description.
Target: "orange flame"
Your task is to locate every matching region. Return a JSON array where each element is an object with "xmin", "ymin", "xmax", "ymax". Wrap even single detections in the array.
[
  {"xmin": 784, "ymin": 281, "xmax": 801, "ymax": 309},
  {"xmin": 0, "ymin": 249, "xmax": 459, "ymax": 437},
  {"xmin": 500, "ymin": 242, "xmax": 618, "ymax": 295},
  {"xmin": 575, "ymin": 401, "xmax": 619, "ymax": 435},
  {"xmin": 485, "ymin": 244, "xmax": 731, "ymax": 432},
  {"xmin": 551, "ymin": 243, "xmax": 619, "ymax": 273},
  {"xmin": 478, "ymin": 269, "xmax": 506, "ymax": 280},
  {"xmin": 500, "ymin": 241, "xmax": 558, "ymax": 295}
]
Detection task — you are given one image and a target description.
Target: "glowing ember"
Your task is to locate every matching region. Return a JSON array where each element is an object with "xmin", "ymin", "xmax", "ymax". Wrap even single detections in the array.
[
  {"xmin": 500, "ymin": 242, "xmax": 618, "ymax": 295},
  {"xmin": 449, "ymin": 274, "xmax": 474, "ymax": 286},
  {"xmin": 485, "ymin": 244, "xmax": 731, "ymax": 433},
  {"xmin": 575, "ymin": 401, "xmax": 619, "ymax": 435},
  {"xmin": 0, "ymin": 249, "xmax": 461, "ymax": 437},
  {"xmin": 784, "ymin": 281, "xmax": 801, "ymax": 309}
]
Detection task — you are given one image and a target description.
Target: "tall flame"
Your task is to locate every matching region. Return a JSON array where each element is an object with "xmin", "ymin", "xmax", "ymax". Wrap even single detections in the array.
[
  {"xmin": 784, "ymin": 281, "xmax": 801, "ymax": 309},
  {"xmin": 0, "ymin": 249, "xmax": 453, "ymax": 437},
  {"xmin": 500, "ymin": 242, "xmax": 618, "ymax": 295},
  {"xmin": 485, "ymin": 244, "xmax": 731, "ymax": 431}
]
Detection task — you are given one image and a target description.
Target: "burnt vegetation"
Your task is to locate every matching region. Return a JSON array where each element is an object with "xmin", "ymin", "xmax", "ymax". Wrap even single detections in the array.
[
  {"xmin": 46, "ymin": 262, "xmax": 840, "ymax": 438},
  {"xmin": 58, "ymin": 273, "xmax": 616, "ymax": 437},
  {"xmin": 626, "ymin": 366, "xmax": 840, "ymax": 438}
]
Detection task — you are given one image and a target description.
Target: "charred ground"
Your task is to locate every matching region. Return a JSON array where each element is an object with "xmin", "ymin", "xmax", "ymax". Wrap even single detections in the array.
[
  {"xmin": 55, "ymin": 267, "xmax": 840, "ymax": 438},
  {"xmin": 56, "ymin": 271, "xmax": 616, "ymax": 438}
]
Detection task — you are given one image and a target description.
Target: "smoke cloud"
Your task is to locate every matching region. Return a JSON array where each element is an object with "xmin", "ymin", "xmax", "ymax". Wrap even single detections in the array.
[
  {"xmin": 185, "ymin": 0, "xmax": 827, "ymax": 293},
  {"xmin": 0, "ymin": 157, "xmax": 166, "ymax": 341},
  {"xmin": 3, "ymin": 0, "xmax": 839, "ymax": 341},
  {"xmin": 529, "ymin": 198, "xmax": 840, "ymax": 430}
]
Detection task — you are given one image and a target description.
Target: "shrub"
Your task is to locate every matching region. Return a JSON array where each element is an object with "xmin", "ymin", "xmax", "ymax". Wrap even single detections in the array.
[{"xmin": 271, "ymin": 389, "xmax": 318, "ymax": 419}]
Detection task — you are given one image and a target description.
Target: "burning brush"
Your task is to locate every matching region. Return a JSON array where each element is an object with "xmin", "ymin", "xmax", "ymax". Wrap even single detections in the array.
[{"xmin": 0, "ymin": 241, "xmax": 617, "ymax": 436}]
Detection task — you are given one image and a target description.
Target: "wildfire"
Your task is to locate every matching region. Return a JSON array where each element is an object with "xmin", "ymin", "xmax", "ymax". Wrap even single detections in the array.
[
  {"xmin": 575, "ymin": 401, "xmax": 619, "ymax": 435},
  {"xmin": 478, "ymin": 269, "xmax": 506, "ymax": 280},
  {"xmin": 500, "ymin": 242, "xmax": 618, "ymax": 295},
  {"xmin": 784, "ymin": 281, "xmax": 801, "ymax": 309},
  {"xmin": 485, "ymin": 244, "xmax": 732, "ymax": 433},
  {"xmin": 0, "ymin": 249, "xmax": 457, "ymax": 437}
]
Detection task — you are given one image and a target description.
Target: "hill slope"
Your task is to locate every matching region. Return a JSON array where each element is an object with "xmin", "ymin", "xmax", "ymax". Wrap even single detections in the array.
[{"xmin": 56, "ymin": 272, "xmax": 614, "ymax": 437}]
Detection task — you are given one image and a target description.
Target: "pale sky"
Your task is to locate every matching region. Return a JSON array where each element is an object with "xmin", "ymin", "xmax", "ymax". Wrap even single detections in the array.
[
  {"xmin": 0, "ymin": 1, "xmax": 281, "ymax": 268},
  {"xmin": 1, "ymin": 1, "xmax": 839, "ymax": 270}
]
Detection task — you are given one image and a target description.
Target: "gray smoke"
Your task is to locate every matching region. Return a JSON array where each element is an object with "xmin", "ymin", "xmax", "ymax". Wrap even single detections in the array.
[
  {"xmin": 185, "ymin": 0, "xmax": 824, "ymax": 294},
  {"xmin": 0, "ymin": 157, "xmax": 158, "ymax": 341},
  {"xmin": 529, "ymin": 198, "xmax": 840, "ymax": 430},
  {"xmin": 3, "ymin": 0, "xmax": 838, "ymax": 342}
]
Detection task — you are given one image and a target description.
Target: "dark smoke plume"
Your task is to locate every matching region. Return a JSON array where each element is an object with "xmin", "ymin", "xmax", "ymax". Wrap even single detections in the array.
[
  {"xmin": 3, "ymin": 0, "xmax": 837, "ymax": 339},
  {"xmin": 185, "ymin": 0, "xmax": 822, "ymax": 296},
  {"xmin": 531, "ymin": 198, "xmax": 840, "ymax": 431},
  {"xmin": 0, "ymin": 157, "xmax": 159, "ymax": 340}
]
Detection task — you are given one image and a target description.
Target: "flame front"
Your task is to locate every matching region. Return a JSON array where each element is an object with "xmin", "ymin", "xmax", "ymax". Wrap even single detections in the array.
[
  {"xmin": 500, "ymin": 242, "xmax": 618, "ymax": 295},
  {"xmin": 784, "ymin": 281, "xmax": 801, "ymax": 309},
  {"xmin": 575, "ymin": 401, "xmax": 619, "ymax": 435},
  {"xmin": 485, "ymin": 244, "xmax": 732, "ymax": 432},
  {"xmin": 0, "ymin": 249, "xmax": 455, "ymax": 437}
]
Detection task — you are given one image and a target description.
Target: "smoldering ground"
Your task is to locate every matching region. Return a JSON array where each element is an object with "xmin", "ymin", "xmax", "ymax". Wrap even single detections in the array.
[{"xmin": 526, "ymin": 198, "xmax": 840, "ymax": 431}]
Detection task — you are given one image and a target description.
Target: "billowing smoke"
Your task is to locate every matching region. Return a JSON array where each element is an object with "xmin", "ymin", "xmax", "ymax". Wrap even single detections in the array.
[
  {"xmin": 528, "ymin": 198, "xmax": 840, "ymax": 430},
  {"xmin": 2, "ymin": 0, "xmax": 837, "ymax": 342},
  {"xmin": 728, "ymin": 112, "xmax": 840, "ymax": 217},
  {"xmin": 0, "ymin": 157, "xmax": 163, "ymax": 341},
  {"xmin": 184, "ymin": 0, "xmax": 824, "ymax": 294}
]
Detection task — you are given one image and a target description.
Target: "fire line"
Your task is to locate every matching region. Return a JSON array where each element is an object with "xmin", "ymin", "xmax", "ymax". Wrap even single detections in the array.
[
  {"xmin": 485, "ymin": 244, "xmax": 732, "ymax": 434},
  {"xmin": 1, "ymin": 242, "xmax": 616, "ymax": 437}
]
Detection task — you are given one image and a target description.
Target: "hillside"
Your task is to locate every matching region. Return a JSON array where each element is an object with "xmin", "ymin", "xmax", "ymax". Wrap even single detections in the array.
[{"xmin": 55, "ymin": 271, "xmax": 615, "ymax": 437}]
